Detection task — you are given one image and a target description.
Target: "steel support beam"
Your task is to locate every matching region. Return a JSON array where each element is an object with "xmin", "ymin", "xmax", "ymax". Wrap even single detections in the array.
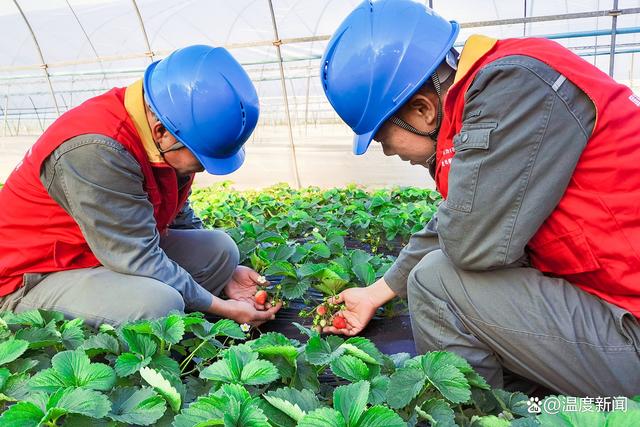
[
  {"xmin": 131, "ymin": 0, "xmax": 155, "ymax": 62},
  {"xmin": 267, "ymin": 0, "xmax": 302, "ymax": 189},
  {"xmin": 12, "ymin": 0, "xmax": 60, "ymax": 116}
]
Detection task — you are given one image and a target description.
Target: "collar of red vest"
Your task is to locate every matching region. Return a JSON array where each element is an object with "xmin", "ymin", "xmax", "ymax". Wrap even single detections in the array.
[
  {"xmin": 124, "ymin": 79, "xmax": 165, "ymax": 165},
  {"xmin": 453, "ymin": 35, "xmax": 498, "ymax": 85}
]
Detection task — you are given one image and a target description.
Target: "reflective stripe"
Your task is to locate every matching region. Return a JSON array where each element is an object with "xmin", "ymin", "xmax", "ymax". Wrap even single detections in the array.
[{"xmin": 552, "ymin": 75, "xmax": 567, "ymax": 92}]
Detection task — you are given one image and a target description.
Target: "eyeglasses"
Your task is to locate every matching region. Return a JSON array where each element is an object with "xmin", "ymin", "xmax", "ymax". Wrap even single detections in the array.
[{"xmin": 158, "ymin": 141, "xmax": 185, "ymax": 154}]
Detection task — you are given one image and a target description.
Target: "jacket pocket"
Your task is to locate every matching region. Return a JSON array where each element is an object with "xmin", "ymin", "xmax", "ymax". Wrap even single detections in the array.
[
  {"xmin": 527, "ymin": 228, "xmax": 600, "ymax": 275},
  {"xmin": 445, "ymin": 122, "xmax": 497, "ymax": 213}
]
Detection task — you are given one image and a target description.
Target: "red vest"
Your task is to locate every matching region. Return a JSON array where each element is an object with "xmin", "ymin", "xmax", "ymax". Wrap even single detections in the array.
[
  {"xmin": 0, "ymin": 88, "xmax": 193, "ymax": 296},
  {"xmin": 435, "ymin": 37, "xmax": 640, "ymax": 317}
]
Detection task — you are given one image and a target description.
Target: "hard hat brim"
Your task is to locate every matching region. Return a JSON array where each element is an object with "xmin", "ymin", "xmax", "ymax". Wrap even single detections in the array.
[
  {"xmin": 353, "ymin": 130, "xmax": 375, "ymax": 155},
  {"xmin": 196, "ymin": 147, "xmax": 246, "ymax": 175}
]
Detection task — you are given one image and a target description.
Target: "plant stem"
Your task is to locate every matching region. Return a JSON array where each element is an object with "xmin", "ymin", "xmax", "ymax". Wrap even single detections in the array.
[{"xmin": 180, "ymin": 339, "xmax": 208, "ymax": 373}]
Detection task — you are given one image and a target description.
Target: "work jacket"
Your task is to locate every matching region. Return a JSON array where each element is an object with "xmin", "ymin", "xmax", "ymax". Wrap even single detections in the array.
[
  {"xmin": 0, "ymin": 85, "xmax": 193, "ymax": 297},
  {"xmin": 436, "ymin": 36, "xmax": 640, "ymax": 317}
]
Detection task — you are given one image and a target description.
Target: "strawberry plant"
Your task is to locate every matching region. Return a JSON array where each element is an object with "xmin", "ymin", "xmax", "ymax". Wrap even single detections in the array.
[{"xmin": 0, "ymin": 308, "xmax": 638, "ymax": 426}]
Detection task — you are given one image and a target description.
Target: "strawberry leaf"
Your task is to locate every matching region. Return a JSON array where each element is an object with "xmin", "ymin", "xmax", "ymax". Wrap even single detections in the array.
[
  {"xmin": 0, "ymin": 338, "xmax": 29, "ymax": 366},
  {"xmin": 108, "ymin": 386, "xmax": 166, "ymax": 425}
]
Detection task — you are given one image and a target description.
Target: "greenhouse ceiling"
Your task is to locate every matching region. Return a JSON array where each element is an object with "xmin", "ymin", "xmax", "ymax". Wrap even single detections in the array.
[{"xmin": 1, "ymin": 0, "xmax": 640, "ymax": 136}]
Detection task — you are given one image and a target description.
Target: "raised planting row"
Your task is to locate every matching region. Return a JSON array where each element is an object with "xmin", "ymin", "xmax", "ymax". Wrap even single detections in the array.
[
  {"xmin": 190, "ymin": 183, "xmax": 440, "ymax": 322},
  {"xmin": 190, "ymin": 182, "xmax": 440, "ymax": 256},
  {"xmin": 2, "ymin": 309, "xmax": 637, "ymax": 426}
]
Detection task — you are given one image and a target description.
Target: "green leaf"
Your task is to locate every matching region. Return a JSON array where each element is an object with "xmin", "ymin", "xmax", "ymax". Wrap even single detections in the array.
[
  {"xmin": 210, "ymin": 319, "xmax": 246, "ymax": 339},
  {"xmin": 152, "ymin": 314, "xmax": 186, "ymax": 345},
  {"xmin": 358, "ymin": 405, "xmax": 406, "ymax": 427},
  {"xmin": 416, "ymin": 398, "xmax": 456, "ymax": 427},
  {"xmin": 425, "ymin": 351, "xmax": 489, "ymax": 390},
  {"xmin": 0, "ymin": 338, "xmax": 29, "ymax": 366},
  {"xmin": 121, "ymin": 328, "xmax": 158, "ymax": 358},
  {"xmin": 330, "ymin": 354, "xmax": 370, "ymax": 382},
  {"xmin": 6, "ymin": 310, "xmax": 45, "ymax": 327},
  {"xmin": 108, "ymin": 386, "xmax": 167, "ymax": 426},
  {"xmin": 492, "ymin": 389, "xmax": 531, "ymax": 417},
  {"xmin": 199, "ymin": 359, "xmax": 236, "ymax": 383},
  {"xmin": 298, "ymin": 407, "xmax": 346, "ymax": 427},
  {"xmin": 150, "ymin": 354, "xmax": 182, "ymax": 379},
  {"xmin": 80, "ymin": 333, "xmax": 120, "ymax": 356},
  {"xmin": 29, "ymin": 349, "xmax": 116, "ymax": 393},
  {"xmin": 305, "ymin": 335, "xmax": 345, "ymax": 365},
  {"xmin": 264, "ymin": 261, "xmax": 298, "ymax": 278},
  {"xmin": 280, "ymin": 276, "xmax": 311, "ymax": 299},
  {"xmin": 368, "ymin": 375, "xmax": 390, "ymax": 405},
  {"xmin": 219, "ymin": 383, "xmax": 270, "ymax": 427},
  {"xmin": 341, "ymin": 337, "xmax": 384, "ymax": 365},
  {"xmin": 352, "ymin": 263, "xmax": 376, "ymax": 286},
  {"xmin": 266, "ymin": 244, "xmax": 297, "ymax": 262},
  {"xmin": 0, "ymin": 401, "xmax": 44, "ymax": 427},
  {"xmin": 263, "ymin": 387, "xmax": 321, "ymax": 423},
  {"xmin": 350, "ymin": 249, "xmax": 373, "ymax": 267},
  {"xmin": 422, "ymin": 353, "xmax": 471, "ymax": 404},
  {"xmin": 297, "ymin": 262, "xmax": 326, "ymax": 278},
  {"xmin": 172, "ymin": 395, "xmax": 226, "ymax": 427},
  {"xmin": 309, "ymin": 243, "xmax": 331, "ymax": 259},
  {"xmin": 255, "ymin": 345, "xmax": 298, "ymax": 365},
  {"xmin": 333, "ymin": 381, "xmax": 369, "ymax": 425},
  {"xmin": 386, "ymin": 366, "xmax": 426, "ymax": 409},
  {"xmin": 2, "ymin": 372, "xmax": 30, "ymax": 401},
  {"xmin": 140, "ymin": 367, "xmax": 182, "ymax": 413},
  {"xmin": 115, "ymin": 352, "xmax": 152, "ymax": 377},
  {"xmin": 15, "ymin": 323, "xmax": 61, "ymax": 349},
  {"xmin": 58, "ymin": 318, "xmax": 85, "ymax": 350},
  {"xmin": 471, "ymin": 415, "xmax": 512, "ymax": 427},
  {"xmin": 290, "ymin": 353, "xmax": 320, "ymax": 393},
  {"xmin": 606, "ymin": 409, "xmax": 640, "ymax": 427},
  {"xmin": 0, "ymin": 367, "xmax": 10, "ymax": 390},
  {"xmin": 240, "ymin": 360, "xmax": 280, "ymax": 385},
  {"xmin": 47, "ymin": 386, "xmax": 111, "ymax": 419},
  {"xmin": 262, "ymin": 395, "xmax": 305, "ymax": 422}
]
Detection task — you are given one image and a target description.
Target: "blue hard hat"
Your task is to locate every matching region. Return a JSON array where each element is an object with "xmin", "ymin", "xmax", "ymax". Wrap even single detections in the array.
[
  {"xmin": 144, "ymin": 45, "xmax": 259, "ymax": 175},
  {"xmin": 321, "ymin": 0, "xmax": 459, "ymax": 155}
]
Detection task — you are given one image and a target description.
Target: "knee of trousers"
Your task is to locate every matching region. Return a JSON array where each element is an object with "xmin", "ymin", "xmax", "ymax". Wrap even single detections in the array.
[
  {"xmin": 136, "ymin": 284, "xmax": 185, "ymax": 319},
  {"xmin": 407, "ymin": 249, "xmax": 457, "ymax": 304},
  {"xmin": 200, "ymin": 230, "xmax": 240, "ymax": 281}
]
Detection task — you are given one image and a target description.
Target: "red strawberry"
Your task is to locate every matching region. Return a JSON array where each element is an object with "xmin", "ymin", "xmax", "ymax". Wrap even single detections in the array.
[
  {"xmin": 255, "ymin": 290, "xmax": 268, "ymax": 305},
  {"xmin": 332, "ymin": 315, "xmax": 347, "ymax": 329},
  {"xmin": 316, "ymin": 304, "xmax": 327, "ymax": 316}
]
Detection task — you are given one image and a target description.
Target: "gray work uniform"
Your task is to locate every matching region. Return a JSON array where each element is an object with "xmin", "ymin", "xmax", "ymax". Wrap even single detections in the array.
[
  {"xmin": 0, "ymin": 135, "xmax": 239, "ymax": 327},
  {"xmin": 383, "ymin": 56, "xmax": 640, "ymax": 396}
]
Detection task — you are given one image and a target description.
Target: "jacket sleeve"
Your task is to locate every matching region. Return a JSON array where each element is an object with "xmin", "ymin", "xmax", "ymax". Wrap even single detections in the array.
[
  {"xmin": 438, "ymin": 55, "xmax": 595, "ymax": 270},
  {"xmin": 384, "ymin": 55, "xmax": 596, "ymax": 294},
  {"xmin": 39, "ymin": 134, "xmax": 213, "ymax": 312}
]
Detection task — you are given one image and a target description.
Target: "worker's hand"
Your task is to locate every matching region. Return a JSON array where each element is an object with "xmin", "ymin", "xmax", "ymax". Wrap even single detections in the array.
[
  {"xmin": 211, "ymin": 297, "xmax": 282, "ymax": 327},
  {"xmin": 224, "ymin": 266, "xmax": 268, "ymax": 310},
  {"xmin": 322, "ymin": 279, "xmax": 397, "ymax": 336}
]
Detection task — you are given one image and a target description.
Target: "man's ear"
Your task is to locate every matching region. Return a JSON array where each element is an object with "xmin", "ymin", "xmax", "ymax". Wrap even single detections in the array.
[
  {"xmin": 407, "ymin": 92, "xmax": 438, "ymax": 126},
  {"xmin": 150, "ymin": 119, "xmax": 168, "ymax": 142}
]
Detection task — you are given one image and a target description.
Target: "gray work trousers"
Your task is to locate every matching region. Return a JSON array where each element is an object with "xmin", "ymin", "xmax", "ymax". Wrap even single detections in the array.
[
  {"xmin": 0, "ymin": 229, "xmax": 239, "ymax": 327},
  {"xmin": 407, "ymin": 250, "xmax": 640, "ymax": 397}
]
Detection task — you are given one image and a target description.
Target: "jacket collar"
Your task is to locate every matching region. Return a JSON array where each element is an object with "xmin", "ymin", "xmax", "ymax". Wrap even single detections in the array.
[
  {"xmin": 453, "ymin": 34, "xmax": 498, "ymax": 84},
  {"xmin": 124, "ymin": 79, "xmax": 165, "ymax": 164}
]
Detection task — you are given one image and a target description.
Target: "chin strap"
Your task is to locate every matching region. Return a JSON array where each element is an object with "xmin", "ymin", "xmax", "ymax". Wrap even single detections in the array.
[{"xmin": 390, "ymin": 71, "xmax": 443, "ymax": 177}]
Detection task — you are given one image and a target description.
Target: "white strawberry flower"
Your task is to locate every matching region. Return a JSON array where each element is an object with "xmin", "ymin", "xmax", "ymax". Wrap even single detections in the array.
[{"xmin": 240, "ymin": 323, "xmax": 251, "ymax": 332}]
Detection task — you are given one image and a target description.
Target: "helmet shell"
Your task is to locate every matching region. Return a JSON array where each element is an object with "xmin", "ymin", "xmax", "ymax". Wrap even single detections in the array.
[
  {"xmin": 144, "ymin": 45, "xmax": 259, "ymax": 174},
  {"xmin": 321, "ymin": 0, "xmax": 459, "ymax": 154}
]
